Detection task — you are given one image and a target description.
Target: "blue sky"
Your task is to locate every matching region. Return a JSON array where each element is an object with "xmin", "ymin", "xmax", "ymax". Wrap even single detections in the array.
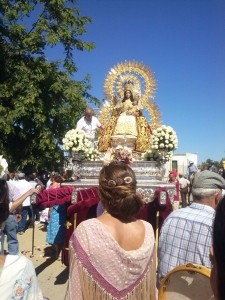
[{"xmin": 48, "ymin": 0, "xmax": 225, "ymax": 163}]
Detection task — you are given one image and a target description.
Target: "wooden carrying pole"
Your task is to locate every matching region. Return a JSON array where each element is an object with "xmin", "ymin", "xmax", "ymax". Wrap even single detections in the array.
[{"xmin": 155, "ymin": 210, "xmax": 160, "ymax": 270}]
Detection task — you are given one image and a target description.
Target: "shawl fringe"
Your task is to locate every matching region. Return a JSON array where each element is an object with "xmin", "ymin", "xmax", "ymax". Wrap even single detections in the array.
[{"xmin": 73, "ymin": 252, "xmax": 156, "ymax": 300}]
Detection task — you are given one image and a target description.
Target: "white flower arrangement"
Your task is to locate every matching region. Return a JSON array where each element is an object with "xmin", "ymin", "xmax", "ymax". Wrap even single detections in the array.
[
  {"xmin": 0, "ymin": 155, "xmax": 8, "ymax": 179},
  {"xmin": 62, "ymin": 128, "xmax": 91, "ymax": 154},
  {"xmin": 151, "ymin": 125, "xmax": 178, "ymax": 151},
  {"xmin": 143, "ymin": 149, "xmax": 173, "ymax": 163},
  {"xmin": 143, "ymin": 125, "xmax": 178, "ymax": 163},
  {"xmin": 84, "ymin": 148, "xmax": 99, "ymax": 161},
  {"xmin": 62, "ymin": 129, "xmax": 100, "ymax": 161}
]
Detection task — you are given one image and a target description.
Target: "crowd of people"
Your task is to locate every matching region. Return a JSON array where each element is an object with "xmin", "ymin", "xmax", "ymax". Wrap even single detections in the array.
[{"xmin": 1, "ymin": 157, "xmax": 225, "ymax": 299}]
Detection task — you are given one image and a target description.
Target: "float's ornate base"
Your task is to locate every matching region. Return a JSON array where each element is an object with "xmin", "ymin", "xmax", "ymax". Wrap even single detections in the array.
[{"xmin": 62, "ymin": 160, "xmax": 176, "ymax": 204}]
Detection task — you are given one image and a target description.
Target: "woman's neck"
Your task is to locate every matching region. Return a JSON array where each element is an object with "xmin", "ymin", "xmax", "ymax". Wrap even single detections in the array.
[{"xmin": 101, "ymin": 211, "xmax": 136, "ymax": 223}]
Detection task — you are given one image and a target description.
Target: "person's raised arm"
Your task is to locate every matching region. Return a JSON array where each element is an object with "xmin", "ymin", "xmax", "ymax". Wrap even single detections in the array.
[{"xmin": 10, "ymin": 188, "xmax": 40, "ymax": 212}]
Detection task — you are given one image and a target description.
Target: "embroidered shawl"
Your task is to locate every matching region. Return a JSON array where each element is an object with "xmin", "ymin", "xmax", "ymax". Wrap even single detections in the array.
[{"xmin": 65, "ymin": 218, "xmax": 157, "ymax": 300}]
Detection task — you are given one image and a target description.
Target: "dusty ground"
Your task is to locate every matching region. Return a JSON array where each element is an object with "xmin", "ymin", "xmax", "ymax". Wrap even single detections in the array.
[{"xmin": 17, "ymin": 223, "xmax": 68, "ymax": 300}]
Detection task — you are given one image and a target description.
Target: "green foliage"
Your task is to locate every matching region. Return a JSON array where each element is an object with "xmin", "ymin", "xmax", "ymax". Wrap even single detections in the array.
[
  {"xmin": 0, "ymin": 0, "xmax": 99, "ymax": 171},
  {"xmin": 199, "ymin": 159, "xmax": 222, "ymax": 171},
  {"xmin": 0, "ymin": 0, "xmax": 95, "ymax": 73}
]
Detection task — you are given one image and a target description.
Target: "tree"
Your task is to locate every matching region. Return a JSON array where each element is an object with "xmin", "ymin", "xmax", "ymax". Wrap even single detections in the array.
[
  {"xmin": 199, "ymin": 158, "xmax": 221, "ymax": 171},
  {"xmin": 0, "ymin": 0, "xmax": 99, "ymax": 171}
]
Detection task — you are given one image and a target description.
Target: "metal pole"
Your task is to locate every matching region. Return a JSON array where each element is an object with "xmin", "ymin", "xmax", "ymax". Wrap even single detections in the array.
[
  {"xmin": 31, "ymin": 184, "xmax": 42, "ymax": 256},
  {"xmin": 31, "ymin": 203, "xmax": 35, "ymax": 255}
]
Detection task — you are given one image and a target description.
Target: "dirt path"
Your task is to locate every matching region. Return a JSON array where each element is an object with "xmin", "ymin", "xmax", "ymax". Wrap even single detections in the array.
[{"xmin": 17, "ymin": 223, "xmax": 68, "ymax": 300}]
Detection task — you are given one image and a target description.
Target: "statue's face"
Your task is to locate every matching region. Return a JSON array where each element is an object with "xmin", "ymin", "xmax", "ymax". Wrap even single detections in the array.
[{"xmin": 125, "ymin": 90, "xmax": 131, "ymax": 99}]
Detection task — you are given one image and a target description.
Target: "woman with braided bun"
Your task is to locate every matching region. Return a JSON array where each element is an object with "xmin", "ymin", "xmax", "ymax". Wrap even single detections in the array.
[{"xmin": 65, "ymin": 162, "xmax": 157, "ymax": 300}]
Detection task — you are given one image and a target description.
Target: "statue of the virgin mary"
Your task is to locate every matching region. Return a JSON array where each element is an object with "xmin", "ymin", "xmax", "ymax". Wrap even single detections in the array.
[{"xmin": 98, "ymin": 61, "xmax": 162, "ymax": 153}]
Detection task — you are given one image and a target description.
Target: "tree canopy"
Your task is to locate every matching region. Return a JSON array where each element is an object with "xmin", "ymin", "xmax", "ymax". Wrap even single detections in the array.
[
  {"xmin": 199, "ymin": 158, "xmax": 225, "ymax": 172},
  {"xmin": 0, "ymin": 0, "xmax": 99, "ymax": 171}
]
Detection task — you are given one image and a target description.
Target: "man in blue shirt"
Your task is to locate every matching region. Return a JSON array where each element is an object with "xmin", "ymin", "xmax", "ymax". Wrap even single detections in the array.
[{"xmin": 187, "ymin": 161, "xmax": 198, "ymax": 180}]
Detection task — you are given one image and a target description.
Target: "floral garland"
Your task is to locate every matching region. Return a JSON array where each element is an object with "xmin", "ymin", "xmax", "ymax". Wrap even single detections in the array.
[{"xmin": 62, "ymin": 129, "xmax": 99, "ymax": 161}]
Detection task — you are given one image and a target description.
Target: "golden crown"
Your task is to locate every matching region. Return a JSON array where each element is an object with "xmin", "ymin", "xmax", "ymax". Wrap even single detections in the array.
[{"xmin": 124, "ymin": 80, "xmax": 134, "ymax": 92}]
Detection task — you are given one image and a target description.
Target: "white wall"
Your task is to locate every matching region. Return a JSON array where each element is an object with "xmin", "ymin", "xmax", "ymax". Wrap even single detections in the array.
[{"xmin": 164, "ymin": 153, "xmax": 198, "ymax": 179}]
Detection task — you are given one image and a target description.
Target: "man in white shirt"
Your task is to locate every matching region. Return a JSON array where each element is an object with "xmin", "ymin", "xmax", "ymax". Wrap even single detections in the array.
[
  {"xmin": 5, "ymin": 181, "xmax": 38, "ymax": 254},
  {"xmin": 76, "ymin": 107, "xmax": 103, "ymax": 143},
  {"xmin": 14, "ymin": 173, "xmax": 33, "ymax": 234},
  {"xmin": 178, "ymin": 174, "xmax": 190, "ymax": 207}
]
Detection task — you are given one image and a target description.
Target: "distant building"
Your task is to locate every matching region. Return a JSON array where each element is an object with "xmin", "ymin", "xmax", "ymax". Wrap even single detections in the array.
[{"xmin": 164, "ymin": 153, "xmax": 198, "ymax": 180}]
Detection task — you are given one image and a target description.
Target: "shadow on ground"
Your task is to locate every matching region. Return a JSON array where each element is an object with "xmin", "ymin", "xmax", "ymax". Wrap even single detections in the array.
[
  {"xmin": 55, "ymin": 267, "xmax": 69, "ymax": 284},
  {"xmin": 35, "ymin": 245, "xmax": 69, "ymax": 285},
  {"xmin": 35, "ymin": 256, "xmax": 57, "ymax": 276}
]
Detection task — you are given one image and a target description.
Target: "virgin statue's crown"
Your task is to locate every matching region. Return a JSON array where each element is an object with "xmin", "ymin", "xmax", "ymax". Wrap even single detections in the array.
[{"xmin": 124, "ymin": 80, "xmax": 134, "ymax": 92}]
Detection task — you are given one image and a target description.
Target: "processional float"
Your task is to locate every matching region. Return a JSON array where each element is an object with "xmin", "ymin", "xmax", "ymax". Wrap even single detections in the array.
[{"xmin": 37, "ymin": 61, "xmax": 178, "ymax": 266}]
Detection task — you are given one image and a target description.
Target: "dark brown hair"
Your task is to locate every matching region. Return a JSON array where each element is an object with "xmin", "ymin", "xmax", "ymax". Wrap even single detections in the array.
[
  {"xmin": 0, "ymin": 180, "xmax": 9, "ymax": 225},
  {"xmin": 99, "ymin": 162, "xmax": 143, "ymax": 221},
  {"xmin": 122, "ymin": 90, "xmax": 135, "ymax": 103}
]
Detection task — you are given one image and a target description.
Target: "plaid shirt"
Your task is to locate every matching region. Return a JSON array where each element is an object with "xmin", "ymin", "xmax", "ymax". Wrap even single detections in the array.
[{"xmin": 158, "ymin": 203, "xmax": 214, "ymax": 281}]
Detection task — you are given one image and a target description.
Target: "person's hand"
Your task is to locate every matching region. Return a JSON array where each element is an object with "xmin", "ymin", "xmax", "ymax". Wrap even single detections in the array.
[
  {"xmin": 134, "ymin": 111, "xmax": 139, "ymax": 116},
  {"xmin": 27, "ymin": 188, "xmax": 40, "ymax": 196},
  {"xmin": 100, "ymin": 125, "xmax": 106, "ymax": 134}
]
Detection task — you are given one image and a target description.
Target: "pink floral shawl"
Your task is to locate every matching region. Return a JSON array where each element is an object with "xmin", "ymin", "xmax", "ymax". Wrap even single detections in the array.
[{"xmin": 65, "ymin": 218, "xmax": 156, "ymax": 300}]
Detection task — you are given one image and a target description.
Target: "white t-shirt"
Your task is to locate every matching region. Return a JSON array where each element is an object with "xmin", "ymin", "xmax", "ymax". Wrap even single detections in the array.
[
  {"xmin": 13, "ymin": 179, "xmax": 33, "ymax": 207},
  {"xmin": 76, "ymin": 116, "xmax": 101, "ymax": 140},
  {"xmin": 179, "ymin": 177, "xmax": 190, "ymax": 189}
]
